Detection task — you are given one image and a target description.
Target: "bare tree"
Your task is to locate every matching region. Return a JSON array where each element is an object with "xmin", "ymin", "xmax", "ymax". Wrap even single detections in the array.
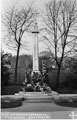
[
  {"xmin": 42, "ymin": 0, "xmax": 77, "ymax": 90},
  {"xmin": 2, "ymin": 4, "xmax": 37, "ymax": 84}
]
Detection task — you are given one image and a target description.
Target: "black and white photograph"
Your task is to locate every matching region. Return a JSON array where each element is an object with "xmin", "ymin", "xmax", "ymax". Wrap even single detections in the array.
[{"xmin": 1, "ymin": 0, "xmax": 77, "ymax": 119}]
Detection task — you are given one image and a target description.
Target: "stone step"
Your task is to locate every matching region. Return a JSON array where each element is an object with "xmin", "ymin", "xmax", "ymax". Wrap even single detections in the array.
[
  {"xmin": 18, "ymin": 96, "xmax": 52, "ymax": 99},
  {"xmin": 19, "ymin": 92, "xmax": 47, "ymax": 95},
  {"xmin": 24, "ymin": 97, "xmax": 52, "ymax": 100},
  {"xmin": 23, "ymin": 98, "xmax": 53, "ymax": 103},
  {"xmin": 23, "ymin": 96, "xmax": 53, "ymax": 103},
  {"xmin": 18, "ymin": 92, "xmax": 51, "ymax": 98},
  {"xmin": 18, "ymin": 91, "xmax": 54, "ymax": 103}
]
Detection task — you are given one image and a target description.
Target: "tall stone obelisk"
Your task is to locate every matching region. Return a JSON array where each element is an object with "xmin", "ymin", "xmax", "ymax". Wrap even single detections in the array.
[{"xmin": 32, "ymin": 22, "xmax": 40, "ymax": 74}]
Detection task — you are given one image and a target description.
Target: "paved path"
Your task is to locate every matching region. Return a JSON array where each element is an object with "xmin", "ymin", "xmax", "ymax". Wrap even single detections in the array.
[
  {"xmin": 1, "ymin": 101, "xmax": 77, "ymax": 112},
  {"xmin": 1, "ymin": 92, "xmax": 77, "ymax": 119}
]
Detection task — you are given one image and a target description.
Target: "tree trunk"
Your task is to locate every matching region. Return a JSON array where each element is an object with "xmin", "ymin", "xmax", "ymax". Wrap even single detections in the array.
[
  {"xmin": 14, "ymin": 44, "xmax": 20, "ymax": 84},
  {"xmin": 56, "ymin": 65, "xmax": 61, "ymax": 90}
]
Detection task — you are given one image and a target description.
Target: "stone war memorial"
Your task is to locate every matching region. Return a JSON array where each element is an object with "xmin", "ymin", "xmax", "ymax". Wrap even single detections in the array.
[{"xmin": 23, "ymin": 21, "xmax": 53, "ymax": 92}]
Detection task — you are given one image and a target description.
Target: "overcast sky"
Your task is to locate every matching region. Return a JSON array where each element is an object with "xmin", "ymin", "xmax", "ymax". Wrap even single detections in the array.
[{"xmin": 1, "ymin": 0, "xmax": 50, "ymax": 56}]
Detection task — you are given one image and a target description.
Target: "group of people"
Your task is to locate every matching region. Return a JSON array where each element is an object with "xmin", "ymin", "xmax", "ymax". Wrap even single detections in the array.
[{"xmin": 23, "ymin": 64, "xmax": 49, "ymax": 91}]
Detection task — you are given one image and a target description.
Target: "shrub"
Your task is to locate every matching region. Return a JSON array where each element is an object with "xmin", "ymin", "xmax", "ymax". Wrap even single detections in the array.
[
  {"xmin": 25, "ymin": 85, "xmax": 34, "ymax": 92},
  {"xmin": 65, "ymin": 58, "xmax": 77, "ymax": 89},
  {"xmin": 1, "ymin": 51, "xmax": 11, "ymax": 86},
  {"xmin": 1, "ymin": 96, "xmax": 22, "ymax": 108}
]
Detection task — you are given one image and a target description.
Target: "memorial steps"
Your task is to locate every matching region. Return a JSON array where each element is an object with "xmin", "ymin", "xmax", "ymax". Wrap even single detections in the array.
[{"xmin": 18, "ymin": 92, "xmax": 54, "ymax": 103}]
